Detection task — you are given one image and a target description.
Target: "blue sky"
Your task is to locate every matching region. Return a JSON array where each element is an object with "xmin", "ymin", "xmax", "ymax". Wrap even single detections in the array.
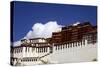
[{"xmin": 12, "ymin": 1, "xmax": 97, "ymax": 42}]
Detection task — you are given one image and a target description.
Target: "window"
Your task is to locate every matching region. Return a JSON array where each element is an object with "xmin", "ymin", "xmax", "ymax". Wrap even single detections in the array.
[
  {"xmin": 68, "ymin": 45, "xmax": 69, "ymax": 48},
  {"xmin": 17, "ymin": 48, "xmax": 18, "ymax": 53},
  {"xmin": 44, "ymin": 47, "xmax": 45, "ymax": 52},
  {"xmin": 30, "ymin": 58, "xmax": 32, "ymax": 61},
  {"xmin": 55, "ymin": 46, "xmax": 57, "ymax": 50},
  {"xmin": 32, "ymin": 59, "xmax": 33, "ymax": 61},
  {"xmin": 73, "ymin": 43, "xmax": 75, "ymax": 47},
  {"xmin": 63, "ymin": 45, "xmax": 64, "ymax": 49},
  {"xmin": 14, "ymin": 49, "xmax": 16, "ymax": 53},
  {"xmin": 87, "ymin": 35, "xmax": 94, "ymax": 44},
  {"xmin": 41, "ymin": 48, "xmax": 42, "ymax": 53},
  {"xmin": 39, "ymin": 48, "xmax": 40, "ymax": 53},
  {"xmin": 21, "ymin": 60, "xmax": 23, "ymax": 62},
  {"xmin": 20, "ymin": 48, "xmax": 22, "ymax": 53},
  {"xmin": 93, "ymin": 34, "xmax": 97, "ymax": 43},
  {"xmin": 37, "ymin": 48, "xmax": 38, "ymax": 53},
  {"xmin": 37, "ymin": 48, "xmax": 39, "ymax": 52},
  {"xmin": 28, "ymin": 47, "xmax": 30, "ymax": 52},
  {"xmin": 70, "ymin": 43, "xmax": 72, "ymax": 48},
  {"xmin": 81, "ymin": 41, "xmax": 82, "ymax": 46},
  {"xmin": 33, "ymin": 58, "xmax": 35, "ymax": 61},
  {"xmin": 43, "ymin": 47, "xmax": 45, "ymax": 52},
  {"xmin": 18, "ymin": 48, "xmax": 20, "ymax": 53},
  {"xmin": 78, "ymin": 42, "xmax": 80, "ymax": 46},
  {"xmin": 25, "ymin": 47, "xmax": 27, "ymax": 52},
  {"xmin": 75, "ymin": 42, "xmax": 77, "ymax": 47},
  {"xmin": 83, "ymin": 39, "xmax": 85, "ymax": 45},
  {"xmin": 32, "ymin": 47, "xmax": 34, "ymax": 52},
  {"xmin": 58, "ymin": 46, "xmax": 60, "ymax": 50},
  {"xmin": 25, "ymin": 59, "xmax": 27, "ymax": 61},
  {"xmin": 61, "ymin": 45, "xmax": 62, "ymax": 49},
  {"xmin": 36, "ymin": 59, "xmax": 37, "ymax": 61},
  {"xmin": 42, "ymin": 48, "xmax": 44, "ymax": 52},
  {"xmin": 21, "ymin": 48, "xmax": 22, "ymax": 52},
  {"xmin": 66, "ymin": 44, "xmax": 67, "ymax": 48},
  {"xmin": 57, "ymin": 46, "xmax": 58, "ymax": 50},
  {"xmin": 42, "ymin": 48, "xmax": 43, "ymax": 52},
  {"xmin": 45, "ymin": 47, "xmax": 47, "ymax": 52},
  {"xmin": 40, "ymin": 48, "xmax": 41, "ymax": 53}
]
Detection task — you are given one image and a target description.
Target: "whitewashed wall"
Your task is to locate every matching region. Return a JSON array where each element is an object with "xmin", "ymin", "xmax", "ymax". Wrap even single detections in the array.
[
  {"xmin": 50, "ymin": 40, "xmax": 97, "ymax": 63},
  {"xmin": 12, "ymin": 39, "xmax": 97, "ymax": 65}
]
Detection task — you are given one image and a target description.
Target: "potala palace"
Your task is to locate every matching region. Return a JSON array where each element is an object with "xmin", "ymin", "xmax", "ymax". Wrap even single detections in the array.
[{"xmin": 10, "ymin": 22, "xmax": 97, "ymax": 66}]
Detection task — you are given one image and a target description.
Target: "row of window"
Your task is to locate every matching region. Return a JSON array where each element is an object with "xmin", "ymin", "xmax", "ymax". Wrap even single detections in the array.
[
  {"xmin": 36, "ymin": 48, "xmax": 48, "ymax": 53},
  {"xmin": 11, "ymin": 58, "xmax": 17, "ymax": 61},
  {"xmin": 87, "ymin": 35, "xmax": 97, "ymax": 44},
  {"xmin": 25, "ymin": 47, "xmax": 48, "ymax": 53},
  {"xmin": 36, "ymin": 44, "xmax": 49, "ymax": 47},
  {"xmin": 14, "ymin": 47, "xmax": 49, "ymax": 53},
  {"xmin": 55, "ymin": 40, "xmax": 85, "ymax": 50},
  {"xmin": 21, "ymin": 58, "xmax": 38, "ymax": 62},
  {"xmin": 12, "ymin": 58, "xmax": 38, "ymax": 62},
  {"xmin": 14, "ymin": 48, "xmax": 22, "ymax": 53},
  {"xmin": 21, "ymin": 39, "xmax": 46, "ymax": 44}
]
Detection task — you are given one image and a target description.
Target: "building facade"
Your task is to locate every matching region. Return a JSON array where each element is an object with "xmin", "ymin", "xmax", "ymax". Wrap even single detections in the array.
[{"xmin": 11, "ymin": 22, "xmax": 97, "ymax": 66}]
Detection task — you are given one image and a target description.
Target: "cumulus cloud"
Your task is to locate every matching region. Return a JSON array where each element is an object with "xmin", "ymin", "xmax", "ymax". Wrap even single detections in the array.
[
  {"xmin": 25, "ymin": 21, "xmax": 62, "ymax": 39},
  {"xmin": 13, "ymin": 21, "xmax": 62, "ymax": 46}
]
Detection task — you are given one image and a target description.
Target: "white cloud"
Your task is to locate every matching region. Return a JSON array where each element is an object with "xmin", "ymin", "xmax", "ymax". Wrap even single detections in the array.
[
  {"xmin": 13, "ymin": 21, "xmax": 62, "ymax": 46},
  {"xmin": 25, "ymin": 21, "xmax": 62, "ymax": 39}
]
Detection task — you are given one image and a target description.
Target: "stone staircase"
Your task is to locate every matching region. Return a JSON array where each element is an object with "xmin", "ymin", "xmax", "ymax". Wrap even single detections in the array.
[
  {"xmin": 39, "ymin": 52, "xmax": 52, "ymax": 64},
  {"xmin": 14, "ymin": 52, "xmax": 52, "ymax": 65}
]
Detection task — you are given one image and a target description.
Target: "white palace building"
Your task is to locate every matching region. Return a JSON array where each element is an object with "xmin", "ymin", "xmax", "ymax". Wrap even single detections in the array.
[{"xmin": 10, "ymin": 22, "xmax": 97, "ymax": 66}]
